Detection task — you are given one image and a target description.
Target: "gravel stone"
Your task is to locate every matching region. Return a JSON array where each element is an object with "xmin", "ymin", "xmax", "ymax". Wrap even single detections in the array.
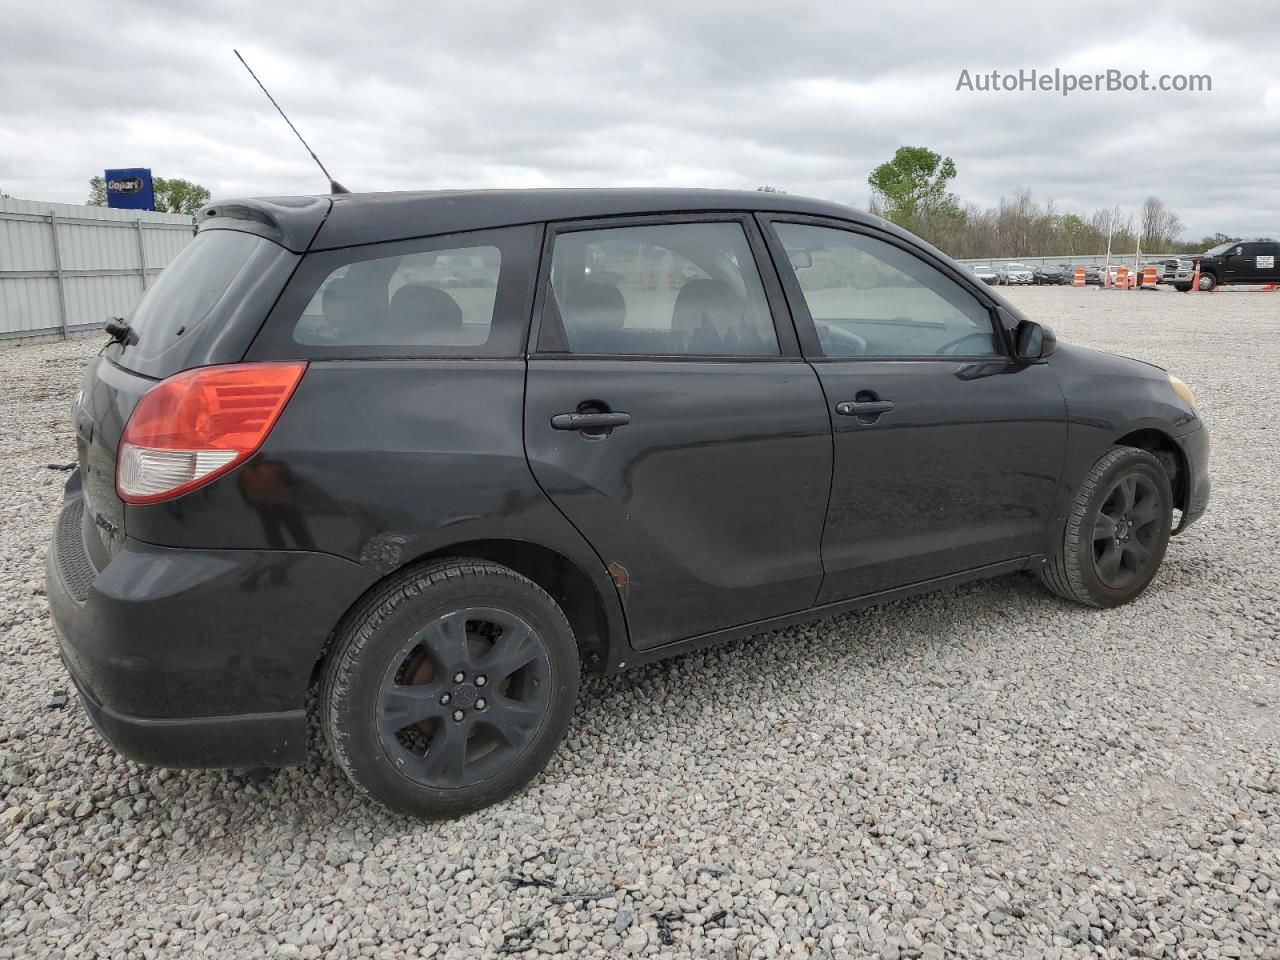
[{"xmin": 2, "ymin": 287, "xmax": 1278, "ymax": 958}]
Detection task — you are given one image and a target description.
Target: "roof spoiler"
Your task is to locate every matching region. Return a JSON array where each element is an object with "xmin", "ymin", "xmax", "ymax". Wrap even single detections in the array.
[{"xmin": 196, "ymin": 196, "xmax": 332, "ymax": 253}]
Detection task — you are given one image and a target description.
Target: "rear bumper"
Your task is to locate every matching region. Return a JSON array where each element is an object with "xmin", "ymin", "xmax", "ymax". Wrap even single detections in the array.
[
  {"xmin": 1173, "ymin": 423, "xmax": 1210, "ymax": 533},
  {"xmin": 45, "ymin": 489, "xmax": 375, "ymax": 768},
  {"xmin": 63, "ymin": 665, "xmax": 307, "ymax": 769}
]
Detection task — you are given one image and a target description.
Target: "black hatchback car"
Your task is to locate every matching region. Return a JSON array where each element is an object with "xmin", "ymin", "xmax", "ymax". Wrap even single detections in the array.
[{"xmin": 46, "ymin": 189, "xmax": 1209, "ymax": 818}]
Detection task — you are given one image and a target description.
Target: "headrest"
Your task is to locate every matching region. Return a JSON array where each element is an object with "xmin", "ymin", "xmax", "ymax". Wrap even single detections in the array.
[
  {"xmin": 562, "ymin": 282, "xmax": 626, "ymax": 331},
  {"xmin": 672, "ymin": 278, "xmax": 744, "ymax": 335},
  {"xmin": 388, "ymin": 284, "xmax": 463, "ymax": 332}
]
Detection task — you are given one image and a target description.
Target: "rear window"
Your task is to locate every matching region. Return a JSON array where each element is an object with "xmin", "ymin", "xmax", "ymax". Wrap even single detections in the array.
[{"xmin": 114, "ymin": 229, "xmax": 299, "ymax": 378}]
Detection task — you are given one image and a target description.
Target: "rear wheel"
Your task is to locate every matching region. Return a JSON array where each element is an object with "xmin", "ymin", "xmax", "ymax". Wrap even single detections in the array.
[
  {"xmin": 1198, "ymin": 273, "xmax": 1218, "ymax": 291},
  {"xmin": 1039, "ymin": 446, "xmax": 1173, "ymax": 608},
  {"xmin": 321, "ymin": 559, "xmax": 579, "ymax": 819}
]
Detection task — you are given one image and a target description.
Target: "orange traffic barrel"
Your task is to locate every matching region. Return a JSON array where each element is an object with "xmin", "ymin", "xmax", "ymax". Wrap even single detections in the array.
[
  {"xmin": 1116, "ymin": 266, "xmax": 1129, "ymax": 289},
  {"xmin": 1141, "ymin": 266, "xmax": 1158, "ymax": 287},
  {"xmin": 1073, "ymin": 267, "xmax": 1086, "ymax": 287}
]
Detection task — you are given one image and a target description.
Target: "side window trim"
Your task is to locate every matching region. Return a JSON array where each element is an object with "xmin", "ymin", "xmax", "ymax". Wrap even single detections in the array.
[
  {"xmin": 529, "ymin": 212, "xmax": 802, "ymax": 360},
  {"xmin": 755, "ymin": 213, "xmax": 1013, "ymax": 361}
]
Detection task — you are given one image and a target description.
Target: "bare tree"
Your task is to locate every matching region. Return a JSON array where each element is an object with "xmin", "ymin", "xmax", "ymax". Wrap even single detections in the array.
[{"xmin": 1139, "ymin": 196, "xmax": 1184, "ymax": 252}]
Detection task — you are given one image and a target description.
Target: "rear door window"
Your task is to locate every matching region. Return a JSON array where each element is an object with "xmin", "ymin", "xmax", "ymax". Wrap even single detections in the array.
[
  {"xmin": 542, "ymin": 222, "xmax": 780, "ymax": 357},
  {"xmin": 251, "ymin": 225, "xmax": 540, "ymax": 360}
]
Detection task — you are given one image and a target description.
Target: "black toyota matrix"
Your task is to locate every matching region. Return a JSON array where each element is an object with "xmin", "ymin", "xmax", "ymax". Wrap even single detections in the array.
[{"xmin": 46, "ymin": 189, "xmax": 1209, "ymax": 819}]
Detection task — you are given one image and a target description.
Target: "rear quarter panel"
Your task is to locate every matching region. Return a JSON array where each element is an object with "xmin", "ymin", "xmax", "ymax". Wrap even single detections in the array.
[{"xmin": 125, "ymin": 360, "xmax": 623, "ymax": 632}]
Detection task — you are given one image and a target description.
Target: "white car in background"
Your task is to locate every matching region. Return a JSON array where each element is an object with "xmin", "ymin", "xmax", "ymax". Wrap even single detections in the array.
[
  {"xmin": 997, "ymin": 262, "xmax": 1034, "ymax": 285},
  {"xmin": 968, "ymin": 264, "xmax": 999, "ymax": 285}
]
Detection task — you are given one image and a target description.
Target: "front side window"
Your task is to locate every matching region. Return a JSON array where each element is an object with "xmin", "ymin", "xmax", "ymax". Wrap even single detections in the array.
[
  {"xmin": 545, "ymin": 222, "xmax": 779, "ymax": 357},
  {"xmin": 295, "ymin": 244, "xmax": 501, "ymax": 348},
  {"xmin": 774, "ymin": 222, "xmax": 1000, "ymax": 359}
]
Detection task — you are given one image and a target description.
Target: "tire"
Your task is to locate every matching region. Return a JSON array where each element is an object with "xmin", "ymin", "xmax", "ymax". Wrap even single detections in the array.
[
  {"xmin": 1175, "ymin": 284, "xmax": 1191, "ymax": 293},
  {"xmin": 1039, "ymin": 446, "xmax": 1173, "ymax": 608},
  {"xmin": 1199, "ymin": 273, "xmax": 1217, "ymax": 291},
  {"xmin": 321, "ymin": 559, "xmax": 580, "ymax": 819}
]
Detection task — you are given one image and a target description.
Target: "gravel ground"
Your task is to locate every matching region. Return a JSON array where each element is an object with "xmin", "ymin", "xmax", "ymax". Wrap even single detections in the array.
[{"xmin": 2, "ymin": 286, "xmax": 1278, "ymax": 959}]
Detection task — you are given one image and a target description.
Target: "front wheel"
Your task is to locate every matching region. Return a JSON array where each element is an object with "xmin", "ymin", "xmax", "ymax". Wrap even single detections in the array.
[
  {"xmin": 1175, "ymin": 284, "xmax": 1191, "ymax": 293},
  {"xmin": 1039, "ymin": 446, "xmax": 1173, "ymax": 608},
  {"xmin": 321, "ymin": 559, "xmax": 580, "ymax": 819},
  {"xmin": 1199, "ymin": 273, "xmax": 1218, "ymax": 291}
]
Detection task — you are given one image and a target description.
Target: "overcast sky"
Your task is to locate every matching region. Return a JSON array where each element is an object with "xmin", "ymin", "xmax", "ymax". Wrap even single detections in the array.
[{"xmin": 2, "ymin": 0, "xmax": 1276, "ymax": 241}]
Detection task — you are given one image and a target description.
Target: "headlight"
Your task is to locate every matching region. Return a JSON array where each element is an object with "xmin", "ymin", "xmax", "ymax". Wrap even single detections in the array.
[{"xmin": 1169, "ymin": 375, "xmax": 1198, "ymax": 410}]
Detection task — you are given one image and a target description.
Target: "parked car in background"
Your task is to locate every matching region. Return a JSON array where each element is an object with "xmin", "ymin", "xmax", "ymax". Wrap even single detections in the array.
[
  {"xmin": 1032, "ymin": 265, "xmax": 1069, "ymax": 285},
  {"xmin": 45, "ymin": 187, "xmax": 1209, "ymax": 819},
  {"xmin": 1168, "ymin": 240, "xmax": 1280, "ymax": 292},
  {"xmin": 1082, "ymin": 265, "xmax": 1103, "ymax": 285},
  {"xmin": 969, "ymin": 263, "xmax": 999, "ymax": 285},
  {"xmin": 998, "ymin": 262, "xmax": 1035, "ymax": 285}
]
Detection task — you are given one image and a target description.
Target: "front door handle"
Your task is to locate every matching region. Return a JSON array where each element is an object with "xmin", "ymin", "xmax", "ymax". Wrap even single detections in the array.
[
  {"xmin": 551, "ymin": 411, "xmax": 632, "ymax": 431},
  {"xmin": 835, "ymin": 400, "xmax": 894, "ymax": 417}
]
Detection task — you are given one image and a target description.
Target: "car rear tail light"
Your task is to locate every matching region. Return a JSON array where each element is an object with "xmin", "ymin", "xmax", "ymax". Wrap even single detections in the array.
[{"xmin": 117, "ymin": 362, "xmax": 307, "ymax": 504}]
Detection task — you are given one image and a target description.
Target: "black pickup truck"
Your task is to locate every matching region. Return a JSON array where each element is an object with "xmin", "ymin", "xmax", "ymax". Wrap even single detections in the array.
[{"xmin": 1170, "ymin": 239, "xmax": 1280, "ymax": 291}]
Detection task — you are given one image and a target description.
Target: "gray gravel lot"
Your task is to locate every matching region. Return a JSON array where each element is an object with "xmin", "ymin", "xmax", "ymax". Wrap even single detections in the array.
[{"xmin": 2, "ymin": 285, "xmax": 1278, "ymax": 959}]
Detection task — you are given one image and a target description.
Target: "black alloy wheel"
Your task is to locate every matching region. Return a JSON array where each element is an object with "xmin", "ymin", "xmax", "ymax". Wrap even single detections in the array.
[
  {"xmin": 322, "ymin": 559, "xmax": 579, "ymax": 819},
  {"xmin": 1039, "ymin": 445, "xmax": 1174, "ymax": 608},
  {"xmin": 1090, "ymin": 473, "xmax": 1163, "ymax": 590},
  {"xmin": 375, "ymin": 607, "xmax": 552, "ymax": 789}
]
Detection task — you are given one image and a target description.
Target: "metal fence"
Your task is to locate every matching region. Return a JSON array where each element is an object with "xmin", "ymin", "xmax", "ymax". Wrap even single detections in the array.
[
  {"xmin": 953, "ymin": 253, "xmax": 1181, "ymax": 268},
  {"xmin": 0, "ymin": 198, "xmax": 194, "ymax": 342}
]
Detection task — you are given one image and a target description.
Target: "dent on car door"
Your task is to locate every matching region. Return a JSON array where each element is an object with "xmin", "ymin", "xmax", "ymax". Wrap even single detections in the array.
[
  {"xmin": 759, "ymin": 215, "xmax": 1068, "ymax": 601},
  {"xmin": 523, "ymin": 217, "xmax": 833, "ymax": 651}
]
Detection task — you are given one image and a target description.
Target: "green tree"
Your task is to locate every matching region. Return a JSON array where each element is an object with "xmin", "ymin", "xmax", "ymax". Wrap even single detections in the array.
[
  {"xmin": 87, "ymin": 175, "xmax": 211, "ymax": 215},
  {"xmin": 867, "ymin": 146, "xmax": 958, "ymax": 226},
  {"xmin": 1197, "ymin": 232, "xmax": 1239, "ymax": 249}
]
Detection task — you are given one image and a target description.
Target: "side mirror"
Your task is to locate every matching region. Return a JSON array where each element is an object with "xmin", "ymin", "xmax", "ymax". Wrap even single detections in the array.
[{"xmin": 1014, "ymin": 319, "xmax": 1056, "ymax": 361}]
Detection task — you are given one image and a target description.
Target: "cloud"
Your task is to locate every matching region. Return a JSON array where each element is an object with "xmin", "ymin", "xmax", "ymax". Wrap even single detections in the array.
[{"xmin": 1, "ymin": 0, "xmax": 1275, "ymax": 239}]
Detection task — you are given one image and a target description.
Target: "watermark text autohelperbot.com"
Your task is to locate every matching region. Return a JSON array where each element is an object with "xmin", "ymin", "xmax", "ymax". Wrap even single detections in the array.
[{"xmin": 956, "ymin": 68, "xmax": 1211, "ymax": 96}]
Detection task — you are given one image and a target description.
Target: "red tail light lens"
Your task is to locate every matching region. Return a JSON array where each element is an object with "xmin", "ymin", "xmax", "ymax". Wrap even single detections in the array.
[{"xmin": 117, "ymin": 362, "xmax": 307, "ymax": 504}]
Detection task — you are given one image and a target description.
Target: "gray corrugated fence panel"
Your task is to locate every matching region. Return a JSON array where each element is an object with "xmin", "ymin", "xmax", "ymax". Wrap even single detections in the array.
[
  {"xmin": 0, "ymin": 277, "xmax": 61, "ymax": 336},
  {"xmin": 64, "ymin": 273, "xmax": 146, "ymax": 329},
  {"xmin": 0, "ymin": 198, "xmax": 194, "ymax": 341},
  {"xmin": 140, "ymin": 220, "xmax": 191, "ymax": 269},
  {"xmin": 0, "ymin": 213, "xmax": 56, "ymax": 271}
]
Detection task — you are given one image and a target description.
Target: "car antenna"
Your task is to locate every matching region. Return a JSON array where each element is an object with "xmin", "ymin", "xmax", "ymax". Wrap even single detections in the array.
[{"xmin": 233, "ymin": 49, "xmax": 350, "ymax": 195}]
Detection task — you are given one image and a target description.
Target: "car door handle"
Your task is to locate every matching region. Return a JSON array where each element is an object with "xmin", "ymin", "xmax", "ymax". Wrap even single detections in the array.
[
  {"xmin": 550, "ymin": 412, "xmax": 632, "ymax": 431},
  {"xmin": 835, "ymin": 400, "xmax": 894, "ymax": 417}
]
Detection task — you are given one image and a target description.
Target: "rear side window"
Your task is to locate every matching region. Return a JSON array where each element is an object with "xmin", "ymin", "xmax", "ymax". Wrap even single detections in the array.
[
  {"xmin": 251, "ymin": 225, "xmax": 540, "ymax": 360},
  {"xmin": 296, "ymin": 245, "xmax": 500, "ymax": 348},
  {"xmin": 543, "ymin": 222, "xmax": 780, "ymax": 357}
]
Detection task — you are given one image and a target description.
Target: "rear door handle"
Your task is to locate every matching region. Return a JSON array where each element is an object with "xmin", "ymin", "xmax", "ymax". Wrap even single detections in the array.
[
  {"xmin": 835, "ymin": 400, "xmax": 894, "ymax": 417},
  {"xmin": 550, "ymin": 412, "xmax": 632, "ymax": 431}
]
